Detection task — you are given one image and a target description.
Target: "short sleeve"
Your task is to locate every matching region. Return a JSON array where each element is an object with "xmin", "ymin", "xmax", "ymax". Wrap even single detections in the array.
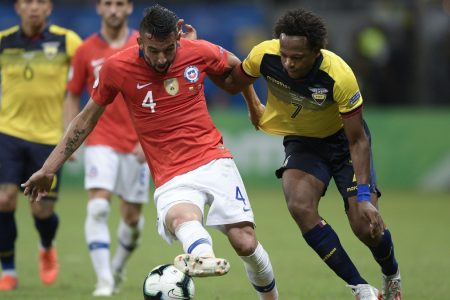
[
  {"xmin": 333, "ymin": 64, "xmax": 363, "ymax": 114},
  {"xmin": 196, "ymin": 40, "xmax": 228, "ymax": 75},
  {"xmin": 65, "ymin": 30, "xmax": 82, "ymax": 59},
  {"xmin": 241, "ymin": 42, "xmax": 268, "ymax": 78},
  {"xmin": 66, "ymin": 45, "xmax": 87, "ymax": 95},
  {"xmin": 91, "ymin": 59, "xmax": 120, "ymax": 106}
]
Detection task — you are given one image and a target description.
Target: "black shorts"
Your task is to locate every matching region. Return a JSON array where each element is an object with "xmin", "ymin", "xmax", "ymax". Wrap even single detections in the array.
[
  {"xmin": 275, "ymin": 124, "xmax": 381, "ymax": 207},
  {"xmin": 0, "ymin": 133, "xmax": 61, "ymax": 200}
]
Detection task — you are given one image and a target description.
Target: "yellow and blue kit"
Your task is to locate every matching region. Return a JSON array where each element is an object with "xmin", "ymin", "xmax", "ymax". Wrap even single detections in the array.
[{"xmin": 0, "ymin": 24, "xmax": 82, "ymax": 145}]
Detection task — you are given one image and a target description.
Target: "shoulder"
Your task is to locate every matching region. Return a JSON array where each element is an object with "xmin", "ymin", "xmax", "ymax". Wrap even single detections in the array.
[
  {"xmin": 49, "ymin": 25, "xmax": 81, "ymax": 39},
  {"xmin": 0, "ymin": 25, "xmax": 19, "ymax": 39},
  {"xmin": 249, "ymin": 39, "xmax": 279, "ymax": 56},
  {"xmin": 180, "ymin": 38, "xmax": 220, "ymax": 52},
  {"xmin": 106, "ymin": 45, "xmax": 138, "ymax": 67},
  {"xmin": 76, "ymin": 33, "xmax": 100, "ymax": 51},
  {"xmin": 320, "ymin": 49, "xmax": 357, "ymax": 84}
]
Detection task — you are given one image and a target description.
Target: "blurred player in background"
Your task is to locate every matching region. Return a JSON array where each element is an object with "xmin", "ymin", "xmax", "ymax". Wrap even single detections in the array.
[
  {"xmin": 221, "ymin": 8, "xmax": 402, "ymax": 300},
  {"xmin": 22, "ymin": 4, "xmax": 279, "ymax": 300},
  {"xmin": 64, "ymin": 0, "xmax": 151, "ymax": 296},
  {"xmin": 0, "ymin": 0, "xmax": 82, "ymax": 291}
]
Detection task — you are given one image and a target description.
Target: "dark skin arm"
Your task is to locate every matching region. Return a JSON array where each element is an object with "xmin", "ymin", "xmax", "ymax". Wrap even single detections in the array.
[{"xmin": 343, "ymin": 111, "xmax": 384, "ymax": 238}]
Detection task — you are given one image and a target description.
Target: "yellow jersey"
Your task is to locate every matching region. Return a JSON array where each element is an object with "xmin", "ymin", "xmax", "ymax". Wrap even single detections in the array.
[
  {"xmin": 242, "ymin": 39, "xmax": 363, "ymax": 138},
  {"xmin": 0, "ymin": 25, "xmax": 82, "ymax": 144}
]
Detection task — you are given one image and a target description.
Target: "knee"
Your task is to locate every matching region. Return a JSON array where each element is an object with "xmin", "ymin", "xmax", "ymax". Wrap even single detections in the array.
[
  {"xmin": 166, "ymin": 203, "xmax": 202, "ymax": 234},
  {"xmin": 87, "ymin": 198, "xmax": 110, "ymax": 222},
  {"xmin": 122, "ymin": 213, "xmax": 141, "ymax": 227},
  {"xmin": 351, "ymin": 223, "xmax": 382, "ymax": 247},
  {"xmin": 121, "ymin": 206, "xmax": 142, "ymax": 226},
  {"xmin": 227, "ymin": 225, "xmax": 258, "ymax": 256},
  {"xmin": 0, "ymin": 185, "xmax": 17, "ymax": 211},
  {"xmin": 286, "ymin": 196, "xmax": 316, "ymax": 223}
]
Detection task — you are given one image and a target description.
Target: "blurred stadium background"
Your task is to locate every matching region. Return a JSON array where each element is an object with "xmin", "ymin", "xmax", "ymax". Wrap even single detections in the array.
[
  {"xmin": 2, "ymin": 0, "xmax": 450, "ymax": 191},
  {"xmin": 1, "ymin": 1, "xmax": 450, "ymax": 299}
]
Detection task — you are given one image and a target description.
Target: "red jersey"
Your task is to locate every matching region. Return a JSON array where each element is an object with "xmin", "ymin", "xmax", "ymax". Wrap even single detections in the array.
[
  {"xmin": 67, "ymin": 30, "xmax": 139, "ymax": 153},
  {"xmin": 91, "ymin": 39, "xmax": 233, "ymax": 187}
]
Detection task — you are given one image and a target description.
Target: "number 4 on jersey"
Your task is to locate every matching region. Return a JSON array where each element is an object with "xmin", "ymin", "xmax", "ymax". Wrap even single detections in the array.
[{"xmin": 142, "ymin": 91, "xmax": 156, "ymax": 113}]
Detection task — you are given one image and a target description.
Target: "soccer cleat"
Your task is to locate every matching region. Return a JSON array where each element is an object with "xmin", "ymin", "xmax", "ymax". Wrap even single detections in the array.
[
  {"xmin": 113, "ymin": 269, "xmax": 126, "ymax": 294},
  {"xmin": 347, "ymin": 284, "xmax": 382, "ymax": 300},
  {"xmin": 92, "ymin": 280, "xmax": 114, "ymax": 297},
  {"xmin": 39, "ymin": 247, "xmax": 59, "ymax": 285},
  {"xmin": 382, "ymin": 269, "xmax": 402, "ymax": 300},
  {"xmin": 0, "ymin": 275, "xmax": 18, "ymax": 291},
  {"xmin": 173, "ymin": 254, "xmax": 230, "ymax": 277}
]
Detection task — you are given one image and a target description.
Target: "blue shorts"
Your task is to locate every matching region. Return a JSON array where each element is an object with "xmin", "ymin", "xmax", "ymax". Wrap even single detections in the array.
[
  {"xmin": 275, "ymin": 123, "xmax": 381, "ymax": 209},
  {"xmin": 0, "ymin": 133, "xmax": 61, "ymax": 200}
]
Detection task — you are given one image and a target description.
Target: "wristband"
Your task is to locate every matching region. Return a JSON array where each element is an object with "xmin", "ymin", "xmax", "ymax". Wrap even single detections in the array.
[{"xmin": 357, "ymin": 184, "xmax": 371, "ymax": 202}]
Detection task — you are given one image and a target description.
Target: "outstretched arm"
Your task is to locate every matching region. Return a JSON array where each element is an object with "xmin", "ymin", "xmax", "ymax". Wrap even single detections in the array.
[{"xmin": 22, "ymin": 98, "xmax": 105, "ymax": 202}]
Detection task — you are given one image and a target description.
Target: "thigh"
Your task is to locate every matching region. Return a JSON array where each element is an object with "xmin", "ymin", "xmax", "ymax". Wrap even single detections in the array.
[
  {"xmin": 0, "ymin": 133, "xmax": 26, "ymax": 185},
  {"xmin": 116, "ymin": 153, "xmax": 150, "ymax": 203},
  {"xmin": 84, "ymin": 146, "xmax": 119, "ymax": 192},
  {"xmin": 198, "ymin": 159, "xmax": 255, "ymax": 230},
  {"xmin": 154, "ymin": 177, "xmax": 208, "ymax": 244},
  {"xmin": 276, "ymin": 136, "xmax": 332, "ymax": 186}
]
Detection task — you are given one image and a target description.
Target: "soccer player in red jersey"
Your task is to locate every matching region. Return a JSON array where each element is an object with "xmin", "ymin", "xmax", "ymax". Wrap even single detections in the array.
[
  {"xmin": 22, "ymin": 4, "xmax": 278, "ymax": 300},
  {"xmin": 64, "ymin": 0, "xmax": 150, "ymax": 296}
]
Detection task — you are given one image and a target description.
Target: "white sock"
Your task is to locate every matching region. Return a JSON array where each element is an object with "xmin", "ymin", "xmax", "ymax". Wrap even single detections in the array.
[
  {"xmin": 85, "ymin": 198, "xmax": 113, "ymax": 286},
  {"xmin": 111, "ymin": 216, "xmax": 144, "ymax": 273},
  {"xmin": 2, "ymin": 270, "xmax": 17, "ymax": 277},
  {"xmin": 240, "ymin": 243, "xmax": 278, "ymax": 300},
  {"xmin": 174, "ymin": 220, "xmax": 214, "ymax": 257}
]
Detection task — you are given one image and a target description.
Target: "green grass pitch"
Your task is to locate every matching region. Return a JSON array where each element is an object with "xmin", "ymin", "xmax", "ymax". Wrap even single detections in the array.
[{"xmin": 3, "ymin": 185, "xmax": 450, "ymax": 299}]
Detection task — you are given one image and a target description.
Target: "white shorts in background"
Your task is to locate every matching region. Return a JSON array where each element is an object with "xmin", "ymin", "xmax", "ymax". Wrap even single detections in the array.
[
  {"xmin": 84, "ymin": 145, "xmax": 150, "ymax": 203},
  {"xmin": 154, "ymin": 158, "xmax": 255, "ymax": 244}
]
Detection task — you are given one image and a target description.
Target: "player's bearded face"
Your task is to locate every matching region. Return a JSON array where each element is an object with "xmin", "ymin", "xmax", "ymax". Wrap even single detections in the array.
[
  {"xmin": 279, "ymin": 34, "xmax": 320, "ymax": 79},
  {"xmin": 15, "ymin": 0, "xmax": 52, "ymax": 29},
  {"xmin": 97, "ymin": 0, "xmax": 132, "ymax": 29},
  {"xmin": 139, "ymin": 32, "xmax": 178, "ymax": 74}
]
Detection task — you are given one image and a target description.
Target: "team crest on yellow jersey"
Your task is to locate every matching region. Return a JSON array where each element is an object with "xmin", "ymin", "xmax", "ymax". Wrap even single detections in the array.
[
  {"xmin": 42, "ymin": 42, "xmax": 60, "ymax": 60},
  {"xmin": 309, "ymin": 87, "xmax": 328, "ymax": 105},
  {"xmin": 164, "ymin": 78, "xmax": 179, "ymax": 96}
]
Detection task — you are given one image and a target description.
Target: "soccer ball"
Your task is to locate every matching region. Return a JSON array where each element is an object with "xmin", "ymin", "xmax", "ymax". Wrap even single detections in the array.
[{"xmin": 143, "ymin": 264, "xmax": 195, "ymax": 300}]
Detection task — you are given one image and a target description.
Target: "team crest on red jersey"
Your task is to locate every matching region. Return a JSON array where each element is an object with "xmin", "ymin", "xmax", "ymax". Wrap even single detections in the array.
[
  {"xmin": 184, "ymin": 65, "xmax": 200, "ymax": 83},
  {"xmin": 164, "ymin": 78, "xmax": 179, "ymax": 96}
]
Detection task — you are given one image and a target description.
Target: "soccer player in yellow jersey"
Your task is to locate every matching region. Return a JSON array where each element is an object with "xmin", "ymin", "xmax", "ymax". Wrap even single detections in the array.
[
  {"xmin": 221, "ymin": 9, "xmax": 402, "ymax": 300},
  {"xmin": 0, "ymin": 0, "xmax": 82, "ymax": 291}
]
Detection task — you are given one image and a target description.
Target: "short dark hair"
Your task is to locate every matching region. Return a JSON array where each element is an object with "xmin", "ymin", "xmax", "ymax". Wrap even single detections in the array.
[
  {"xmin": 139, "ymin": 4, "xmax": 178, "ymax": 39},
  {"xmin": 274, "ymin": 9, "xmax": 328, "ymax": 50}
]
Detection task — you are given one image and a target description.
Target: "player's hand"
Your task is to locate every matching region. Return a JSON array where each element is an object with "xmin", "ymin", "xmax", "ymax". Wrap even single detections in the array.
[
  {"xmin": 177, "ymin": 19, "xmax": 197, "ymax": 40},
  {"xmin": 21, "ymin": 170, "xmax": 55, "ymax": 203},
  {"xmin": 133, "ymin": 143, "xmax": 147, "ymax": 164},
  {"xmin": 248, "ymin": 103, "xmax": 265, "ymax": 130},
  {"xmin": 357, "ymin": 201, "xmax": 384, "ymax": 238}
]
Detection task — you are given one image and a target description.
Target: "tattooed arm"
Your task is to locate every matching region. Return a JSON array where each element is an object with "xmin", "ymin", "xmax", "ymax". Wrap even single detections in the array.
[{"xmin": 22, "ymin": 99, "xmax": 105, "ymax": 202}]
